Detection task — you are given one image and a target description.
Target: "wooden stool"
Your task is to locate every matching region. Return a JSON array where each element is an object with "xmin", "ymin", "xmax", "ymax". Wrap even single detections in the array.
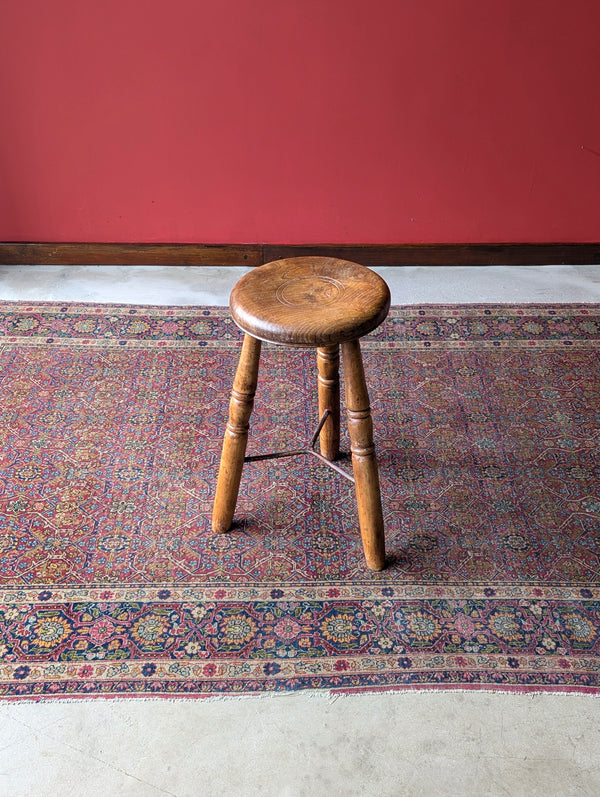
[{"xmin": 211, "ymin": 256, "xmax": 390, "ymax": 571}]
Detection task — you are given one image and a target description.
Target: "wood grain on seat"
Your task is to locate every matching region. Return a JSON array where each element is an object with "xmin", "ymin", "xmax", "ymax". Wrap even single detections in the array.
[{"xmin": 230, "ymin": 257, "xmax": 390, "ymax": 347}]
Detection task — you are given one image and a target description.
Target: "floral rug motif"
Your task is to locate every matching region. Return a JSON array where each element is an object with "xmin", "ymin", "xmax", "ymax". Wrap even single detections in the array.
[{"xmin": 1, "ymin": 301, "xmax": 600, "ymax": 698}]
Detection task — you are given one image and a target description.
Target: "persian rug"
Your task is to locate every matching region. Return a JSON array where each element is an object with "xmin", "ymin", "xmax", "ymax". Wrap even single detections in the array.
[{"xmin": 1, "ymin": 301, "xmax": 600, "ymax": 700}]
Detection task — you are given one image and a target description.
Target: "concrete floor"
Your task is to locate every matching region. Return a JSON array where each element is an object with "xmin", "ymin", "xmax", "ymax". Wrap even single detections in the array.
[
  {"xmin": 1, "ymin": 263, "xmax": 600, "ymax": 304},
  {"xmin": 1, "ymin": 264, "xmax": 600, "ymax": 796}
]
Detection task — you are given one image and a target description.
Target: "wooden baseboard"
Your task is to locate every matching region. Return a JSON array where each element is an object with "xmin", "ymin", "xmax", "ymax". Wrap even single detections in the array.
[
  {"xmin": 0, "ymin": 243, "xmax": 263, "ymax": 266},
  {"xmin": 1, "ymin": 242, "xmax": 599, "ymax": 267},
  {"xmin": 263, "ymin": 243, "xmax": 600, "ymax": 267}
]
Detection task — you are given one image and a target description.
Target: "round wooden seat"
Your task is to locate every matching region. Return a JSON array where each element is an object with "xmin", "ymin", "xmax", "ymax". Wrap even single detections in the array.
[{"xmin": 230, "ymin": 257, "xmax": 391, "ymax": 347}]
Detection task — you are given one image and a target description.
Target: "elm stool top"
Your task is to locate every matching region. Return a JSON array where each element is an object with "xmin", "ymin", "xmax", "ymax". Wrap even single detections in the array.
[{"xmin": 230, "ymin": 256, "xmax": 391, "ymax": 347}]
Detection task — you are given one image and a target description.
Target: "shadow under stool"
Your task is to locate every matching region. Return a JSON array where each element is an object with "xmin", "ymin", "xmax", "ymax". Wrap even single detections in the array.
[{"xmin": 211, "ymin": 256, "xmax": 390, "ymax": 571}]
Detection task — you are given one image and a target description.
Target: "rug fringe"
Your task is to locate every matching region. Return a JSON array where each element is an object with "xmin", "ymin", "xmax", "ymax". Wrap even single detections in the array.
[{"xmin": 5, "ymin": 685, "xmax": 600, "ymax": 706}]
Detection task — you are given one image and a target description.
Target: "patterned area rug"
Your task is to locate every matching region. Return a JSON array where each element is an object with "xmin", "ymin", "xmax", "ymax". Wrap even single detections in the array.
[{"xmin": 1, "ymin": 301, "xmax": 599, "ymax": 699}]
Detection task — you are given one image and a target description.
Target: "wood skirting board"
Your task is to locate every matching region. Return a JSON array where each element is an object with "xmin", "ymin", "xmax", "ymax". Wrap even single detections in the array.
[{"xmin": 1, "ymin": 242, "xmax": 599, "ymax": 267}]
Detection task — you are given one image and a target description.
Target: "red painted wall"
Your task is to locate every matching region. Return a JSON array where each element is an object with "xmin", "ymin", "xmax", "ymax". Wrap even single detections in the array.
[{"xmin": 1, "ymin": 0, "xmax": 599, "ymax": 243}]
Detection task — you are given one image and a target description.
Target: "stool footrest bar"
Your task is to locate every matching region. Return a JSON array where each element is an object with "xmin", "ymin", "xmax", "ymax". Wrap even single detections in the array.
[
  {"xmin": 306, "ymin": 449, "xmax": 355, "ymax": 483},
  {"xmin": 243, "ymin": 449, "xmax": 306, "ymax": 463},
  {"xmin": 243, "ymin": 409, "xmax": 355, "ymax": 483}
]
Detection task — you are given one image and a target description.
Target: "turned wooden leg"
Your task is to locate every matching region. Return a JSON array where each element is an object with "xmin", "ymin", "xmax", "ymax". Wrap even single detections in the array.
[
  {"xmin": 316, "ymin": 344, "xmax": 340, "ymax": 461},
  {"xmin": 212, "ymin": 334, "xmax": 262, "ymax": 533},
  {"xmin": 342, "ymin": 339, "xmax": 386, "ymax": 571}
]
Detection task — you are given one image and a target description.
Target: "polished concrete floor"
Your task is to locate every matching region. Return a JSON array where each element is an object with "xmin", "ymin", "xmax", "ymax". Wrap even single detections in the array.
[
  {"xmin": 1, "ymin": 263, "xmax": 600, "ymax": 304},
  {"xmin": 1, "ymin": 264, "xmax": 600, "ymax": 797}
]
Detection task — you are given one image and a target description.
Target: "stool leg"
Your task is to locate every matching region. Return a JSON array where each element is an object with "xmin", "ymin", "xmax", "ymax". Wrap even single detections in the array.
[
  {"xmin": 317, "ymin": 344, "xmax": 340, "ymax": 461},
  {"xmin": 212, "ymin": 334, "xmax": 262, "ymax": 533},
  {"xmin": 341, "ymin": 339, "xmax": 386, "ymax": 571}
]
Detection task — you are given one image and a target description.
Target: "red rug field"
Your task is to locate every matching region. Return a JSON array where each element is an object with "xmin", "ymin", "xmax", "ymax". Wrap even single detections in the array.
[{"xmin": 1, "ymin": 302, "xmax": 599, "ymax": 698}]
